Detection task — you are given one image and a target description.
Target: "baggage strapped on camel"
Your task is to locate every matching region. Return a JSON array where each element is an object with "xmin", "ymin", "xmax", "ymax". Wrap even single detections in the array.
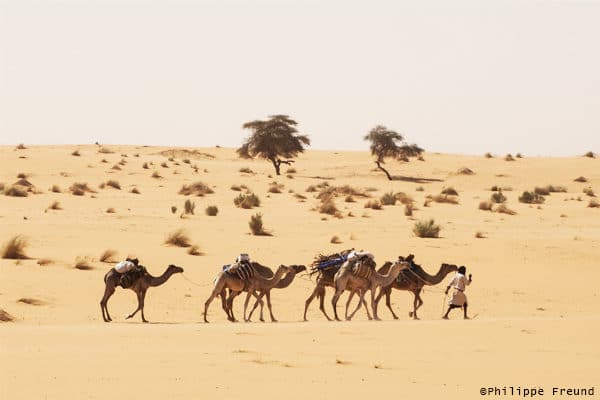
[{"xmin": 222, "ymin": 253, "xmax": 256, "ymax": 281}]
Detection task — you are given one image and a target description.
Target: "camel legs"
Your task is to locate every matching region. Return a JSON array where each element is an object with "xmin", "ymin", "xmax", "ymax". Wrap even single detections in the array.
[
  {"xmin": 100, "ymin": 283, "xmax": 116, "ymax": 322},
  {"xmin": 304, "ymin": 284, "xmax": 328, "ymax": 321},
  {"xmin": 248, "ymin": 292, "xmax": 268, "ymax": 322},
  {"xmin": 226, "ymin": 291, "xmax": 242, "ymax": 322},
  {"xmin": 374, "ymin": 286, "xmax": 399, "ymax": 320},
  {"xmin": 370, "ymin": 287, "xmax": 380, "ymax": 321},
  {"xmin": 409, "ymin": 288, "xmax": 424, "ymax": 320},
  {"xmin": 204, "ymin": 286, "xmax": 224, "ymax": 323},
  {"xmin": 126, "ymin": 289, "xmax": 148, "ymax": 323},
  {"xmin": 331, "ymin": 288, "xmax": 344, "ymax": 321}
]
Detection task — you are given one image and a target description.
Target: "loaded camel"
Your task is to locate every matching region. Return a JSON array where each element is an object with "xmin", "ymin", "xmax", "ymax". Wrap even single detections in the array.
[
  {"xmin": 100, "ymin": 264, "xmax": 184, "ymax": 323},
  {"xmin": 374, "ymin": 256, "xmax": 458, "ymax": 319},
  {"xmin": 332, "ymin": 256, "xmax": 408, "ymax": 321},
  {"xmin": 204, "ymin": 264, "xmax": 292, "ymax": 323}
]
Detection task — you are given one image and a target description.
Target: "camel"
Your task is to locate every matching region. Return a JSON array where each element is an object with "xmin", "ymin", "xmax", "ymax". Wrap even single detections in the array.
[
  {"xmin": 246, "ymin": 264, "xmax": 307, "ymax": 322},
  {"xmin": 303, "ymin": 266, "xmax": 370, "ymax": 321},
  {"xmin": 203, "ymin": 264, "xmax": 292, "ymax": 323},
  {"xmin": 331, "ymin": 257, "xmax": 408, "ymax": 321},
  {"xmin": 374, "ymin": 256, "xmax": 458, "ymax": 319},
  {"xmin": 100, "ymin": 264, "xmax": 184, "ymax": 323}
]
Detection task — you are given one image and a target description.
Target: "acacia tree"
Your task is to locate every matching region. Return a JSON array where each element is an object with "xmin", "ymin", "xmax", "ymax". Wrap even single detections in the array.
[
  {"xmin": 238, "ymin": 115, "xmax": 310, "ymax": 175},
  {"xmin": 364, "ymin": 125, "xmax": 423, "ymax": 180}
]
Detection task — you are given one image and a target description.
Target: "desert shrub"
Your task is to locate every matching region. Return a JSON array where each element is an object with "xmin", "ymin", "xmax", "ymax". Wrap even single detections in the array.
[
  {"xmin": 268, "ymin": 182, "xmax": 284, "ymax": 193},
  {"xmin": 364, "ymin": 200, "xmax": 382, "ymax": 210},
  {"xmin": 4, "ymin": 185, "xmax": 28, "ymax": 197},
  {"xmin": 441, "ymin": 187, "xmax": 458, "ymax": 196},
  {"xmin": 404, "ymin": 204, "xmax": 413, "ymax": 216},
  {"xmin": 187, "ymin": 245, "xmax": 202, "ymax": 256},
  {"xmin": 479, "ymin": 201, "xmax": 493, "ymax": 211},
  {"xmin": 151, "ymin": 171, "xmax": 162, "ymax": 179},
  {"xmin": 484, "ymin": 152, "xmax": 493, "ymax": 158},
  {"xmin": 50, "ymin": 185, "xmax": 61, "ymax": 193},
  {"xmin": 165, "ymin": 229, "xmax": 191, "ymax": 247},
  {"xmin": 330, "ymin": 236, "xmax": 341, "ymax": 244},
  {"xmin": 519, "ymin": 191, "xmax": 545, "ymax": 204},
  {"xmin": 171, "ymin": 206, "xmax": 177, "ymax": 214},
  {"xmin": 184, "ymin": 199, "xmax": 196, "ymax": 215},
  {"xmin": 345, "ymin": 195, "xmax": 355, "ymax": 203},
  {"xmin": 534, "ymin": 186, "xmax": 550, "ymax": 195},
  {"xmin": 413, "ymin": 219, "xmax": 441, "ymax": 238},
  {"xmin": 205, "ymin": 206, "xmax": 219, "ymax": 216},
  {"xmin": 17, "ymin": 173, "xmax": 28, "ymax": 179},
  {"xmin": 546, "ymin": 185, "xmax": 567, "ymax": 193},
  {"xmin": 74, "ymin": 256, "xmax": 93, "ymax": 270},
  {"xmin": 574, "ymin": 176, "xmax": 587, "ymax": 183},
  {"xmin": 249, "ymin": 213, "xmax": 271, "ymax": 236},
  {"xmin": 504, "ymin": 154, "xmax": 515, "ymax": 161},
  {"xmin": 515, "ymin": 153, "xmax": 523, "ymax": 158},
  {"xmin": 179, "ymin": 181, "xmax": 214, "ymax": 196},
  {"xmin": 583, "ymin": 187, "xmax": 596, "ymax": 197},
  {"xmin": 495, "ymin": 204, "xmax": 517, "ymax": 215},
  {"xmin": 490, "ymin": 191, "xmax": 506, "ymax": 203},
  {"xmin": 143, "ymin": 162, "xmax": 149, "ymax": 169},
  {"xmin": 106, "ymin": 180, "xmax": 121, "ymax": 190},
  {"xmin": 231, "ymin": 185, "xmax": 242, "ymax": 191},
  {"xmin": 1, "ymin": 235, "xmax": 29, "ymax": 259},
  {"xmin": 583, "ymin": 151, "xmax": 595, "ymax": 158},
  {"xmin": 100, "ymin": 249, "xmax": 117, "ymax": 263},
  {"xmin": 294, "ymin": 193, "xmax": 307, "ymax": 200},
  {"xmin": 0, "ymin": 183, "xmax": 4, "ymax": 191},
  {"xmin": 319, "ymin": 199, "xmax": 339, "ymax": 215},
  {"xmin": 431, "ymin": 194, "xmax": 459, "ymax": 204},
  {"xmin": 475, "ymin": 231, "xmax": 487, "ymax": 238},
  {"xmin": 111, "ymin": 164, "xmax": 122, "ymax": 171},
  {"xmin": 183, "ymin": 159, "xmax": 191, "ymax": 164},
  {"xmin": 98, "ymin": 147, "xmax": 114, "ymax": 154},
  {"xmin": 589, "ymin": 199, "xmax": 600, "ymax": 208},
  {"xmin": 130, "ymin": 187, "xmax": 140, "ymax": 194},
  {"xmin": 161, "ymin": 162, "xmax": 169, "ymax": 168},
  {"xmin": 48, "ymin": 201, "xmax": 62, "ymax": 210},
  {"xmin": 456, "ymin": 167, "xmax": 474, "ymax": 175},
  {"xmin": 16, "ymin": 143, "xmax": 27, "ymax": 150},
  {"xmin": 380, "ymin": 192, "xmax": 396, "ymax": 205},
  {"xmin": 106, "ymin": 207, "xmax": 116, "ymax": 213},
  {"xmin": 234, "ymin": 193, "xmax": 261, "ymax": 209},
  {"xmin": 415, "ymin": 186, "xmax": 424, "ymax": 192},
  {"xmin": 71, "ymin": 150, "xmax": 81, "ymax": 156},
  {"xmin": 70, "ymin": 182, "xmax": 95, "ymax": 196},
  {"xmin": 490, "ymin": 185, "xmax": 513, "ymax": 192},
  {"xmin": 286, "ymin": 167, "xmax": 297, "ymax": 174},
  {"xmin": 239, "ymin": 167, "xmax": 254, "ymax": 174}
]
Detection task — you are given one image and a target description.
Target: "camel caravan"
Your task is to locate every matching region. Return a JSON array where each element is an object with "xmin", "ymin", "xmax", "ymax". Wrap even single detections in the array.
[{"xmin": 100, "ymin": 250, "xmax": 473, "ymax": 323}]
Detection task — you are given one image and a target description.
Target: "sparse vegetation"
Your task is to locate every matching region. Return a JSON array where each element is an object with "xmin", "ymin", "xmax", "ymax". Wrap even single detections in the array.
[
  {"xmin": 239, "ymin": 167, "xmax": 254, "ymax": 174},
  {"xmin": 165, "ymin": 229, "xmax": 191, "ymax": 247},
  {"xmin": 184, "ymin": 199, "xmax": 196, "ymax": 215},
  {"xmin": 456, "ymin": 167, "xmax": 475, "ymax": 175},
  {"xmin": 188, "ymin": 245, "xmax": 202, "ymax": 256},
  {"xmin": 380, "ymin": 192, "xmax": 396, "ymax": 205},
  {"xmin": 583, "ymin": 151, "xmax": 595, "ymax": 158},
  {"xmin": 516, "ymin": 153, "xmax": 523, "ymax": 158},
  {"xmin": 431, "ymin": 194, "xmax": 459, "ymax": 204},
  {"xmin": 490, "ymin": 191, "xmax": 507, "ymax": 203},
  {"xmin": 441, "ymin": 187, "xmax": 458, "ymax": 196},
  {"xmin": 100, "ymin": 249, "xmax": 117, "ymax": 263},
  {"xmin": 234, "ymin": 193, "xmax": 261, "ymax": 209},
  {"xmin": 1, "ymin": 235, "xmax": 29, "ymax": 259},
  {"xmin": 364, "ymin": 125, "xmax": 423, "ymax": 180},
  {"xmin": 106, "ymin": 207, "xmax": 116, "ymax": 213},
  {"xmin": 179, "ymin": 181, "xmax": 214, "ymax": 196},
  {"xmin": 495, "ymin": 204, "xmax": 517, "ymax": 215},
  {"xmin": 130, "ymin": 187, "xmax": 140, "ymax": 194},
  {"xmin": 404, "ymin": 204, "xmax": 413, "ymax": 216},
  {"xmin": 519, "ymin": 191, "xmax": 545, "ymax": 204},
  {"xmin": 143, "ymin": 162, "xmax": 149, "ymax": 169},
  {"xmin": 161, "ymin": 162, "xmax": 169, "ymax": 168},
  {"xmin": 111, "ymin": 164, "xmax": 122, "ymax": 171},
  {"xmin": 268, "ymin": 181, "xmax": 284, "ymax": 193},
  {"xmin": 413, "ymin": 219, "xmax": 441, "ymax": 238},
  {"xmin": 475, "ymin": 231, "xmax": 487, "ymax": 238},
  {"xmin": 171, "ymin": 206, "xmax": 177, "ymax": 214},
  {"xmin": 4, "ymin": 185, "xmax": 28, "ymax": 197},
  {"xmin": 479, "ymin": 201, "xmax": 493, "ymax": 211},
  {"xmin": 231, "ymin": 185, "xmax": 242, "ymax": 191},
  {"xmin": 249, "ymin": 213, "xmax": 271, "ymax": 236},
  {"xmin": 50, "ymin": 184, "xmax": 61, "ymax": 193},
  {"xmin": 364, "ymin": 200, "xmax": 382, "ymax": 210},
  {"xmin": 345, "ymin": 195, "xmax": 355, "ymax": 203},
  {"xmin": 484, "ymin": 152, "xmax": 493, "ymax": 158},
  {"xmin": 583, "ymin": 187, "xmax": 595, "ymax": 197},
  {"xmin": 205, "ymin": 206, "xmax": 219, "ymax": 216},
  {"xmin": 71, "ymin": 150, "xmax": 81, "ymax": 156},
  {"xmin": 534, "ymin": 186, "xmax": 550, "ymax": 195},
  {"xmin": 16, "ymin": 143, "xmax": 27, "ymax": 150},
  {"xmin": 106, "ymin": 180, "xmax": 121, "ymax": 190},
  {"xmin": 588, "ymin": 199, "xmax": 600, "ymax": 208},
  {"xmin": 294, "ymin": 193, "xmax": 307, "ymax": 201},
  {"xmin": 48, "ymin": 201, "xmax": 62, "ymax": 210},
  {"xmin": 98, "ymin": 147, "xmax": 114, "ymax": 154},
  {"xmin": 74, "ymin": 256, "xmax": 93, "ymax": 270},
  {"xmin": 286, "ymin": 167, "xmax": 297, "ymax": 174},
  {"xmin": 319, "ymin": 198, "xmax": 339, "ymax": 215},
  {"xmin": 69, "ymin": 182, "xmax": 95, "ymax": 196},
  {"xmin": 574, "ymin": 176, "xmax": 587, "ymax": 183},
  {"xmin": 330, "ymin": 235, "xmax": 342, "ymax": 244},
  {"xmin": 416, "ymin": 186, "xmax": 424, "ymax": 191},
  {"xmin": 504, "ymin": 154, "xmax": 515, "ymax": 161},
  {"xmin": 151, "ymin": 171, "xmax": 162, "ymax": 179}
]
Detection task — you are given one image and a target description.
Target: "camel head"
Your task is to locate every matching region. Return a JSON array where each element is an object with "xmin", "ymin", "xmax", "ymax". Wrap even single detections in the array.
[
  {"xmin": 289, "ymin": 264, "xmax": 307, "ymax": 274},
  {"xmin": 167, "ymin": 264, "xmax": 184, "ymax": 274},
  {"xmin": 276, "ymin": 264, "xmax": 294, "ymax": 274},
  {"xmin": 441, "ymin": 263, "xmax": 458, "ymax": 273},
  {"xmin": 394, "ymin": 258, "xmax": 410, "ymax": 271}
]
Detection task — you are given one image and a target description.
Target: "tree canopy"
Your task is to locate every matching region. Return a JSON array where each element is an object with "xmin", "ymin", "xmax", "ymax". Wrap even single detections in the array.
[
  {"xmin": 238, "ymin": 115, "xmax": 310, "ymax": 175},
  {"xmin": 364, "ymin": 125, "xmax": 423, "ymax": 180}
]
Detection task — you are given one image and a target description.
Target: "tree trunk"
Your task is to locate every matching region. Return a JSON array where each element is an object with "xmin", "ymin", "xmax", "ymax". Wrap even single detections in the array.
[
  {"xmin": 375, "ymin": 161, "xmax": 393, "ymax": 180},
  {"xmin": 271, "ymin": 158, "xmax": 281, "ymax": 175}
]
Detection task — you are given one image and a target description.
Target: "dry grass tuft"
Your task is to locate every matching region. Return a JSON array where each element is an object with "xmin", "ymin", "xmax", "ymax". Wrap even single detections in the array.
[
  {"xmin": 111, "ymin": 164, "xmax": 122, "ymax": 171},
  {"xmin": 71, "ymin": 150, "xmax": 81, "ymax": 157},
  {"xmin": 268, "ymin": 181, "xmax": 284, "ymax": 193},
  {"xmin": 475, "ymin": 231, "xmax": 487, "ymax": 239},
  {"xmin": 583, "ymin": 187, "xmax": 595, "ymax": 197},
  {"xmin": 0, "ymin": 309, "xmax": 15, "ymax": 322},
  {"xmin": 234, "ymin": 193, "xmax": 261, "ymax": 209},
  {"xmin": 456, "ymin": 167, "xmax": 475, "ymax": 175},
  {"xmin": 588, "ymin": 199, "xmax": 600, "ymax": 208},
  {"xmin": 519, "ymin": 191, "xmax": 545, "ymax": 204},
  {"xmin": 151, "ymin": 171, "xmax": 162, "ymax": 179},
  {"xmin": 249, "ymin": 213, "xmax": 272, "ymax": 236},
  {"xmin": 319, "ymin": 198, "xmax": 339, "ymax": 215},
  {"xmin": 18, "ymin": 298, "xmax": 46, "ymax": 306},
  {"xmin": 16, "ymin": 143, "xmax": 27, "ymax": 150},
  {"xmin": 380, "ymin": 192, "xmax": 396, "ymax": 205},
  {"xmin": 179, "ymin": 181, "xmax": 214, "ymax": 196},
  {"xmin": 171, "ymin": 206, "xmax": 178, "ymax": 214},
  {"xmin": 187, "ymin": 245, "xmax": 203, "ymax": 256},
  {"xmin": 484, "ymin": 152, "xmax": 493, "ymax": 158},
  {"xmin": 345, "ymin": 195, "xmax": 355, "ymax": 203},
  {"xmin": 1, "ymin": 235, "xmax": 29, "ymax": 259},
  {"xmin": 239, "ymin": 167, "xmax": 254, "ymax": 174},
  {"xmin": 441, "ymin": 187, "xmax": 458, "ymax": 196},
  {"xmin": 98, "ymin": 147, "xmax": 114, "ymax": 154},
  {"xmin": 574, "ymin": 176, "xmax": 587, "ymax": 183},
  {"xmin": 165, "ymin": 229, "xmax": 191, "ymax": 247},
  {"xmin": 495, "ymin": 204, "xmax": 517, "ymax": 215},
  {"xmin": 161, "ymin": 162, "xmax": 169, "ymax": 168},
  {"xmin": 413, "ymin": 219, "xmax": 441, "ymax": 238},
  {"xmin": 286, "ymin": 167, "xmax": 297, "ymax": 174},
  {"xmin": 431, "ymin": 194, "xmax": 459, "ymax": 204},
  {"xmin": 516, "ymin": 153, "xmax": 523, "ymax": 158},
  {"xmin": 404, "ymin": 204, "xmax": 414, "ymax": 216},
  {"xmin": 490, "ymin": 191, "xmax": 507, "ymax": 203},
  {"xmin": 583, "ymin": 151, "xmax": 595, "ymax": 158},
  {"xmin": 184, "ymin": 199, "xmax": 196, "ymax": 215},
  {"xmin": 504, "ymin": 153, "xmax": 515, "ymax": 161},
  {"xmin": 74, "ymin": 256, "xmax": 94, "ymax": 270},
  {"xmin": 4, "ymin": 185, "xmax": 29, "ymax": 197},
  {"xmin": 130, "ymin": 187, "xmax": 140, "ymax": 194},
  {"xmin": 106, "ymin": 180, "xmax": 121, "ymax": 189},
  {"xmin": 479, "ymin": 201, "xmax": 493, "ymax": 211},
  {"xmin": 17, "ymin": 172, "xmax": 28, "ymax": 179},
  {"xmin": 143, "ymin": 162, "xmax": 150, "ymax": 169},
  {"xmin": 50, "ymin": 184, "xmax": 61, "ymax": 193},
  {"xmin": 106, "ymin": 207, "xmax": 116, "ymax": 213},
  {"xmin": 69, "ymin": 182, "xmax": 95, "ymax": 196},
  {"xmin": 230, "ymin": 185, "xmax": 242, "ymax": 191},
  {"xmin": 364, "ymin": 200, "xmax": 382, "ymax": 210},
  {"xmin": 205, "ymin": 206, "xmax": 219, "ymax": 216},
  {"xmin": 330, "ymin": 236, "xmax": 342, "ymax": 244},
  {"xmin": 294, "ymin": 193, "xmax": 307, "ymax": 201},
  {"xmin": 37, "ymin": 258, "xmax": 54, "ymax": 266},
  {"xmin": 48, "ymin": 201, "xmax": 62, "ymax": 210},
  {"xmin": 100, "ymin": 249, "xmax": 117, "ymax": 263}
]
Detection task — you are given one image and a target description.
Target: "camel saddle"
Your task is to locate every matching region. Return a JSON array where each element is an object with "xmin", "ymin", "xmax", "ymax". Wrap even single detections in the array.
[
  {"xmin": 119, "ymin": 265, "xmax": 146, "ymax": 288},
  {"xmin": 350, "ymin": 256, "xmax": 375, "ymax": 280},
  {"xmin": 223, "ymin": 262, "xmax": 255, "ymax": 281}
]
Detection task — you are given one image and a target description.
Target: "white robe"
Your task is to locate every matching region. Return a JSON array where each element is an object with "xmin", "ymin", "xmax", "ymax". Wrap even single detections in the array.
[{"xmin": 448, "ymin": 272, "xmax": 470, "ymax": 306}]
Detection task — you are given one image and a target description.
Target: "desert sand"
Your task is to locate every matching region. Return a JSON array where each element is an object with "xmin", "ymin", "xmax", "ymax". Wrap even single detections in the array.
[{"xmin": 1, "ymin": 144, "xmax": 598, "ymax": 399}]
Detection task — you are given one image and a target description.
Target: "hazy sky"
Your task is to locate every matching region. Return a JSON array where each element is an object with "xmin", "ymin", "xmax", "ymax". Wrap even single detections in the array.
[{"xmin": 1, "ymin": 0, "xmax": 599, "ymax": 155}]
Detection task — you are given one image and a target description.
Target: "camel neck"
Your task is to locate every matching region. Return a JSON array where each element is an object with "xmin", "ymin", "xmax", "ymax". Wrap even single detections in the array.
[{"xmin": 148, "ymin": 269, "xmax": 175, "ymax": 287}]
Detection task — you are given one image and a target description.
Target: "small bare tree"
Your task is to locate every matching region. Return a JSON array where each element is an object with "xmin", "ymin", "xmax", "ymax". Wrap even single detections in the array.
[
  {"xmin": 364, "ymin": 125, "xmax": 423, "ymax": 180},
  {"xmin": 238, "ymin": 115, "xmax": 310, "ymax": 175}
]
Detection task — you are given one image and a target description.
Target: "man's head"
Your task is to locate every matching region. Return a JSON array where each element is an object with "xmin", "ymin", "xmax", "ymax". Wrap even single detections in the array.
[{"xmin": 458, "ymin": 266, "xmax": 466, "ymax": 275}]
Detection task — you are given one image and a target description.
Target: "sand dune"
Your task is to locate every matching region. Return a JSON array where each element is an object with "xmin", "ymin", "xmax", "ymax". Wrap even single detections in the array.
[{"xmin": 1, "ymin": 145, "xmax": 599, "ymax": 399}]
